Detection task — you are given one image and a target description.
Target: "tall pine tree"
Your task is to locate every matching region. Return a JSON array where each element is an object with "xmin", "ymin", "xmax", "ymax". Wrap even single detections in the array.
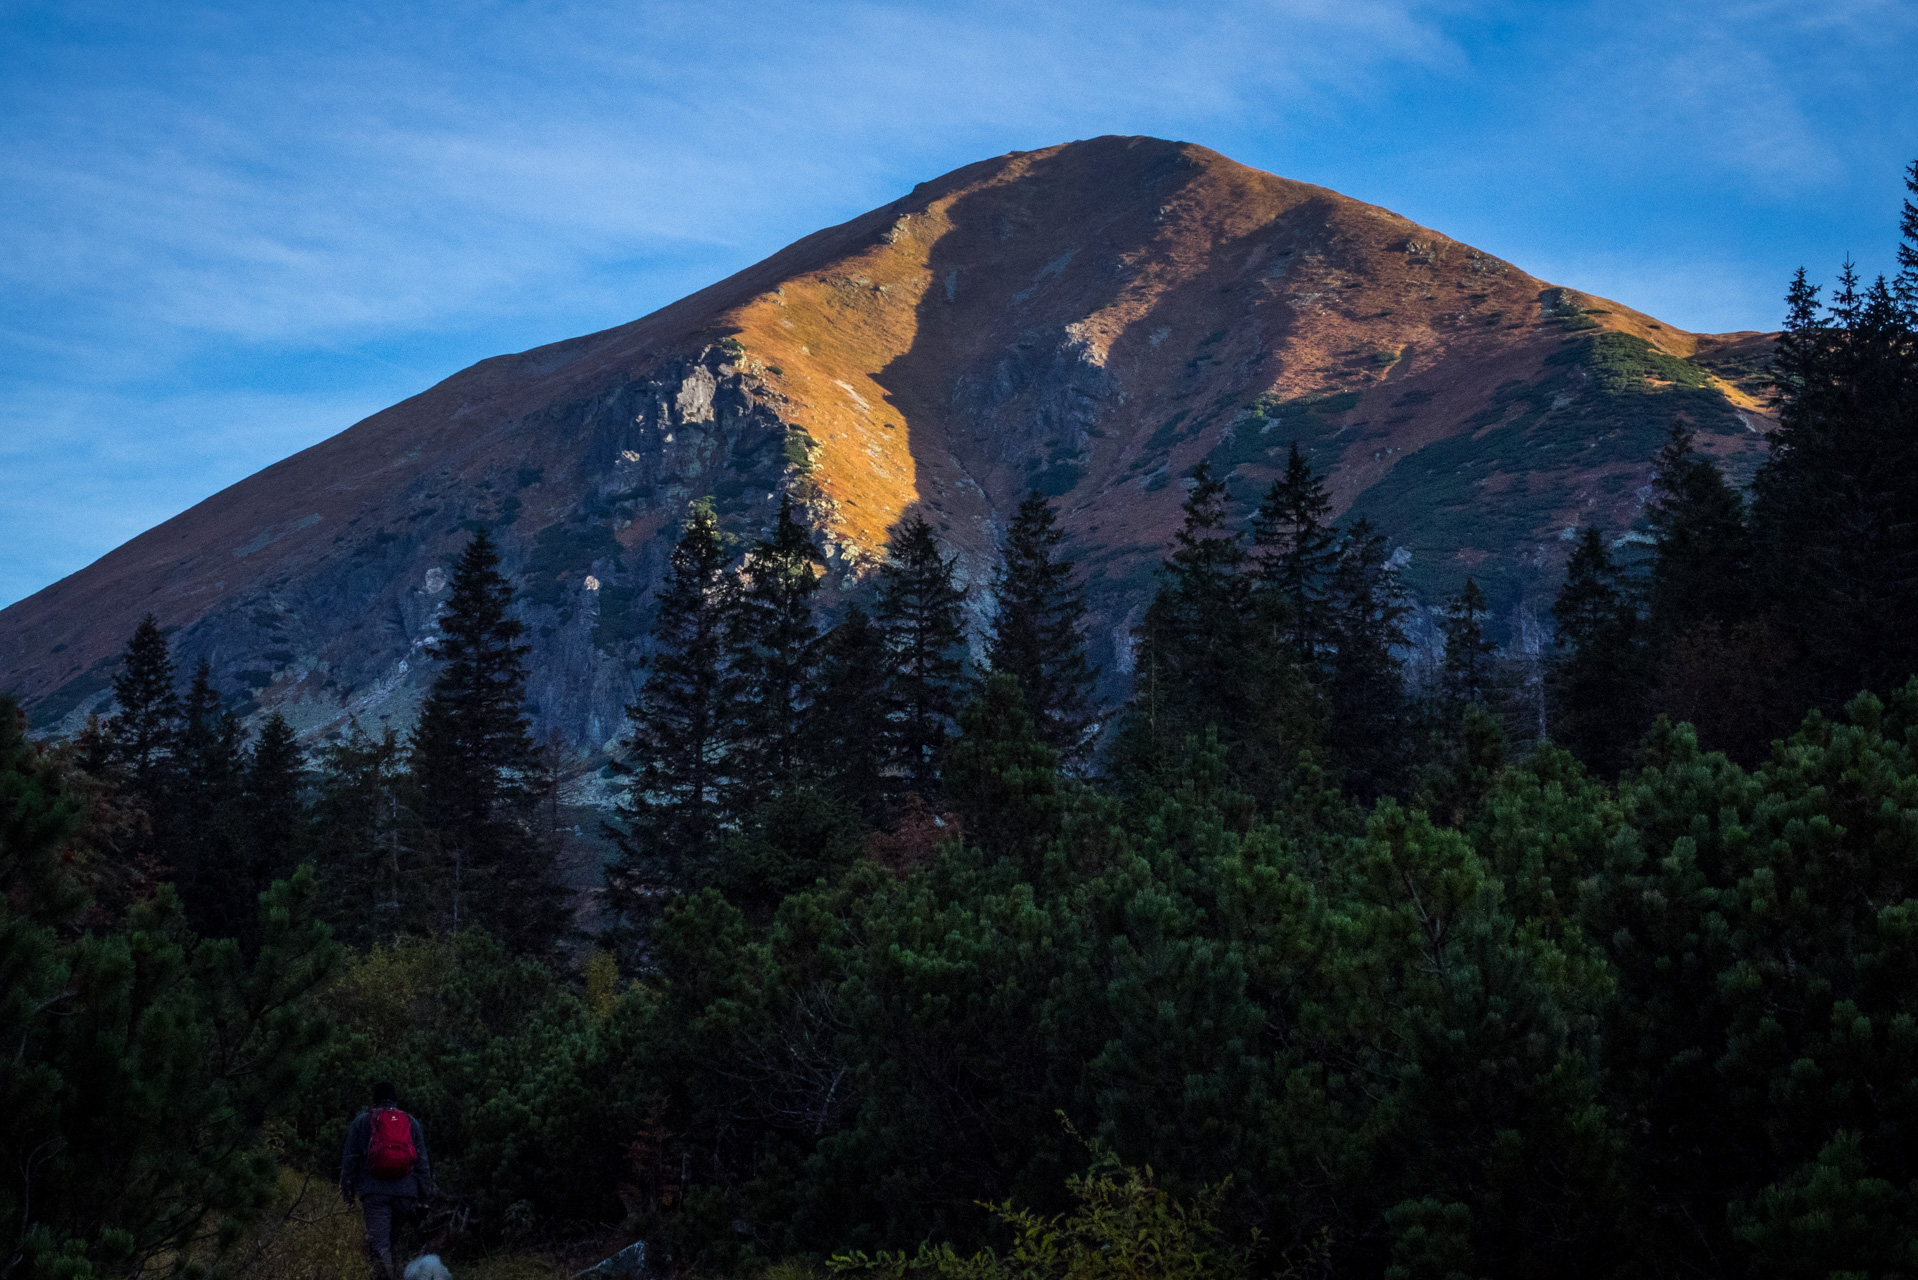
[
  {"xmin": 103, "ymin": 614, "xmax": 178, "ymax": 794},
  {"xmin": 1751, "ymin": 240, "xmax": 1918, "ymax": 705},
  {"xmin": 92, "ymin": 615, "xmax": 185, "ymax": 895},
  {"xmin": 1547, "ymin": 526, "xmax": 1647, "ymax": 775},
  {"xmin": 1123, "ymin": 461, "xmax": 1250, "ymax": 764},
  {"xmin": 169, "ymin": 660, "xmax": 247, "ymax": 939},
  {"xmin": 611, "ymin": 500, "xmax": 737, "ymax": 921},
  {"xmin": 1253, "ymin": 442, "xmax": 1339, "ymax": 660},
  {"xmin": 246, "ymin": 712, "xmax": 306, "ymax": 886},
  {"xmin": 1639, "ymin": 419, "xmax": 1796, "ymax": 760},
  {"xmin": 1437, "ymin": 578, "xmax": 1498, "ymax": 708},
  {"xmin": 1113, "ymin": 462, "xmax": 1310, "ymax": 796},
  {"xmin": 725, "ymin": 498, "xmax": 825, "ymax": 809},
  {"xmin": 412, "ymin": 528, "xmax": 561, "ymax": 950},
  {"xmin": 806, "ymin": 604, "xmax": 893, "ymax": 821},
  {"xmin": 875, "ymin": 515, "xmax": 970, "ymax": 797},
  {"xmin": 983, "ymin": 491, "xmax": 1099, "ymax": 765},
  {"xmin": 1324, "ymin": 516, "xmax": 1410, "ymax": 799},
  {"xmin": 1644, "ymin": 420, "xmax": 1750, "ymax": 648},
  {"xmin": 311, "ymin": 720, "xmax": 422, "ymax": 944}
]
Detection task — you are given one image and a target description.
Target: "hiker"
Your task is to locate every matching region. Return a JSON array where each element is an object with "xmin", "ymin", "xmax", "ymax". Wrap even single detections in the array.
[{"xmin": 340, "ymin": 1081, "xmax": 436, "ymax": 1279}]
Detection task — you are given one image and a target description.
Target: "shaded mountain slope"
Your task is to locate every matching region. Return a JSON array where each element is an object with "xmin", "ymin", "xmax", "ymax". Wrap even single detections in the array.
[{"xmin": 0, "ymin": 136, "xmax": 1773, "ymax": 749}]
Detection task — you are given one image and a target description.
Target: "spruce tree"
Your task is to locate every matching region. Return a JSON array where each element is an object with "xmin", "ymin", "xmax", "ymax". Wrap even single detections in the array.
[
  {"xmin": 1638, "ymin": 420, "xmax": 1791, "ymax": 759},
  {"xmin": 1253, "ymin": 442, "xmax": 1339, "ymax": 660},
  {"xmin": 413, "ymin": 528, "xmax": 560, "ymax": 949},
  {"xmin": 1897, "ymin": 159, "xmax": 1918, "ymax": 314},
  {"xmin": 725, "ymin": 498, "xmax": 824, "ymax": 808},
  {"xmin": 875, "ymin": 515, "xmax": 970, "ymax": 797},
  {"xmin": 943, "ymin": 672, "xmax": 1065, "ymax": 875},
  {"xmin": 611, "ymin": 500, "xmax": 737, "ymax": 920},
  {"xmin": 1438, "ymin": 578, "xmax": 1498, "ymax": 708},
  {"xmin": 311, "ymin": 720, "xmax": 421, "ymax": 944},
  {"xmin": 1323, "ymin": 516, "xmax": 1410, "ymax": 799},
  {"xmin": 1751, "ymin": 245, "xmax": 1918, "ymax": 705},
  {"xmin": 806, "ymin": 604, "xmax": 893, "ymax": 821},
  {"xmin": 1645, "ymin": 420, "xmax": 1749, "ymax": 647},
  {"xmin": 1547, "ymin": 526, "xmax": 1647, "ymax": 775},
  {"xmin": 1113, "ymin": 462, "xmax": 1310, "ymax": 796},
  {"xmin": 94, "ymin": 615, "xmax": 185, "ymax": 896},
  {"xmin": 170, "ymin": 660, "xmax": 247, "ymax": 938},
  {"xmin": 246, "ymin": 712, "xmax": 306, "ymax": 889},
  {"xmin": 983, "ymin": 491, "xmax": 1099, "ymax": 765},
  {"xmin": 1125, "ymin": 462, "xmax": 1250, "ymax": 760},
  {"xmin": 103, "ymin": 614, "xmax": 178, "ymax": 792}
]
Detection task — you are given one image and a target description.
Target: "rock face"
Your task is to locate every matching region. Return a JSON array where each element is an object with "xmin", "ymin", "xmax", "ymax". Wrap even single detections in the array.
[{"xmin": 0, "ymin": 136, "xmax": 1774, "ymax": 749}]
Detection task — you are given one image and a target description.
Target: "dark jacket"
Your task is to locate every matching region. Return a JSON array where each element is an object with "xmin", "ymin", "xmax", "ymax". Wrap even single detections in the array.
[{"xmin": 340, "ymin": 1107, "xmax": 435, "ymax": 1199}]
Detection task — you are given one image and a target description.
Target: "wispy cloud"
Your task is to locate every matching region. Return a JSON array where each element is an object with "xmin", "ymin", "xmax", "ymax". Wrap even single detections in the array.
[{"xmin": 6, "ymin": 0, "xmax": 1464, "ymax": 347}]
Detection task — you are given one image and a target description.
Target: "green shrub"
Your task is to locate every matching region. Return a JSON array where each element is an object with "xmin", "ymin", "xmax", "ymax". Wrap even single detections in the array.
[
  {"xmin": 829, "ymin": 1153, "xmax": 1253, "ymax": 1280},
  {"xmin": 784, "ymin": 428, "xmax": 821, "ymax": 473}
]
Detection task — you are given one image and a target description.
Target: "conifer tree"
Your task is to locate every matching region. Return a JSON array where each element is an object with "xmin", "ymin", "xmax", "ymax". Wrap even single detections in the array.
[
  {"xmin": 983, "ymin": 491, "xmax": 1099, "ymax": 765},
  {"xmin": 875, "ymin": 515, "xmax": 970, "ymax": 796},
  {"xmin": 725, "ymin": 498, "xmax": 825, "ymax": 808},
  {"xmin": 1547, "ymin": 526, "xmax": 1646, "ymax": 775},
  {"xmin": 175, "ymin": 660, "xmax": 239, "ymax": 787},
  {"xmin": 1125, "ymin": 462, "xmax": 1250, "ymax": 758},
  {"xmin": 103, "ymin": 613, "xmax": 178, "ymax": 792},
  {"xmin": 1645, "ymin": 420, "xmax": 1749, "ymax": 647},
  {"xmin": 1897, "ymin": 159, "xmax": 1918, "ymax": 314},
  {"xmin": 311, "ymin": 720, "xmax": 421, "ymax": 944},
  {"xmin": 93, "ymin": 615, "xmax": 186, "ymax": 898},
  {"xmin": 611, "ymin": 500, "xmax": 737, "ymax": 918},
  {"xmin": 247, "ymin": 712, "xmax": 306, "ymax": 886},
  {"xmin": 1324, "ymin": 517, "xmax": 1410, "ymax": 798},
  {"xmin": 413, "ymin": 528, "xmax": 560, "ymax": 949},
  {"xmin": 806, "ymin": 603, "xmax": 893, "ymax": 821},
  {"xmin": 1894, "ymin": 160, "xmax": 1918, "ymax": 312},
  {"xmin": 1438, "ymin": 578, "xmax": 1498, "ymax": 708},
  {"xmin": 1751, "ymin": 243, "xmax": 1918, "ymax": 705},
  {"xmin": 1637, "ymin": 420, "xmax": 1789, "ymax": 758},
  {"xmin": 169, "ymin": 660, "xmax": 247, "ymax": 938},
  {"xmin": 1114, "ymin": 462, "xmax": 1312, "ymax": 795},
  {"xmin": 1253, "ymin": 442, "xmax": 1339, "ymax": 660},
  {"xmin": 1414, "ymin": 700, "xmax": 1508, "ymax": 829},
  {"xmin": 943, "ymin": 672, "xmax": 1064, "ymax": 874}
]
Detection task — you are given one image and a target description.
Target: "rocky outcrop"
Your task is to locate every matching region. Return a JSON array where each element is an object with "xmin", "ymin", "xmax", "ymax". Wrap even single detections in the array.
[{"xmin": 8, "ymin": 346, "xmax": 810, "ymax": 753}]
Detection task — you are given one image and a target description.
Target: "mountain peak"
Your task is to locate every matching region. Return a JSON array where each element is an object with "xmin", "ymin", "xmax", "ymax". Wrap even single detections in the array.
[{"xmin": 0, "ymin": 137, "xmax": 1773, "ymax": 747}]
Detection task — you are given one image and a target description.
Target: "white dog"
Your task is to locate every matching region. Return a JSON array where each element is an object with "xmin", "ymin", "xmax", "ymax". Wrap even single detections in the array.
[{"xmin": 403, "ymin": 1256, "xmax": 452, "ymax": 1280}]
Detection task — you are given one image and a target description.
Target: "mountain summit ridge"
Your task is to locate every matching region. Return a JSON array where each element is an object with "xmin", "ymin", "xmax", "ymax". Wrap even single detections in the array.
[{"xmin": 0, "ymin": 135, "xmax": 1774, "ymax": 747}]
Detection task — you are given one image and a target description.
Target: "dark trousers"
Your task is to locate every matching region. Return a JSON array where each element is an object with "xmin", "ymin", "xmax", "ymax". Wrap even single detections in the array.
[{"xmin": 359, "ymin": 1193, "xmax": 414, "ymax": 1277}]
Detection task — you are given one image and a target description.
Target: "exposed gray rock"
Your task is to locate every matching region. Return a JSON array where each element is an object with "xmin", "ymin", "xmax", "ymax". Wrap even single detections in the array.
[
  {"xmin": 575, "ymin": 1240, "xmax": 652, "ymax": 1279},
  {"xmin": 63, "ymin": 346, "xmax": 807, "ymax": 754}
]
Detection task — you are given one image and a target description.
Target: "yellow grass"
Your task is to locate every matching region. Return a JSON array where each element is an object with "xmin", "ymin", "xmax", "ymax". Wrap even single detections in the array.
[{"xmin": 228, "ymin": 1169, "xmax": 567, "ymax": 1280}]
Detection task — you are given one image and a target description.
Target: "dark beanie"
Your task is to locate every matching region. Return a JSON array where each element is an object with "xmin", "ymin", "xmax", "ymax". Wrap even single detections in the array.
[{"xmin": 372, "ymin": 1081, "xmax": 398, "ymax": 1105}]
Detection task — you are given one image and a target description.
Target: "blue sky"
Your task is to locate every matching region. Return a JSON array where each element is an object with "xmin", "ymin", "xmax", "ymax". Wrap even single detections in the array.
[{"xmin": 3, "ymin": 0, "xmax": 1914, "ymax": 609}]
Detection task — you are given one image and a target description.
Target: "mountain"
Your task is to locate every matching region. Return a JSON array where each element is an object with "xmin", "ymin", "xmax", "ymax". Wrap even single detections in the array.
[{"xmin": 0, "ymin": 135, "xmax": 1774, "ymax": 751}]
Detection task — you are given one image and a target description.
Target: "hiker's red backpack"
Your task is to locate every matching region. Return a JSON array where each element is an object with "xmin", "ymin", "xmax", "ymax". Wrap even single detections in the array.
[{"xmin": 366, "ymin": 1107, "xmax": 417, "ymax": 1180}]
